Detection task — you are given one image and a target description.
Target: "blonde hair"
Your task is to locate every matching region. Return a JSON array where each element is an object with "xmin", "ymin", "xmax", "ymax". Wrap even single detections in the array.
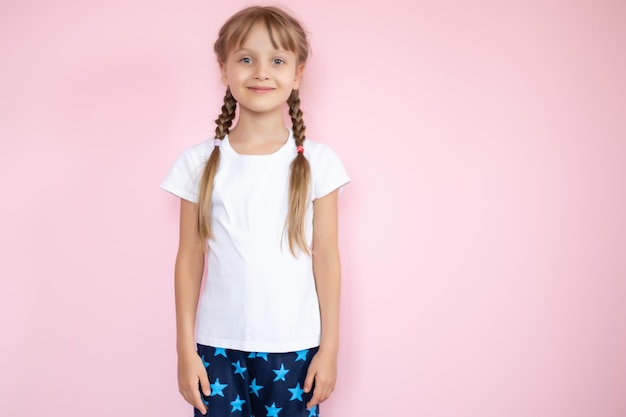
[{"xmin": 197, "ymin": 6, "xmax": 311, "ymax": 256}]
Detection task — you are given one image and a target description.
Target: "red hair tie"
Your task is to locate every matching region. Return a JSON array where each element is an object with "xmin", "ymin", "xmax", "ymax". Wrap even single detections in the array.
[{"xmin": 296, "ymin": 145, "xmax": 304, "ymax": 154}]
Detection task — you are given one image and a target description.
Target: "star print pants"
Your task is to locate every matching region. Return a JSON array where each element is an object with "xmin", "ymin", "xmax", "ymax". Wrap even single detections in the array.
[{"xmin": 194, "ymin": 344, "xmax": 320, "ymax": 417}]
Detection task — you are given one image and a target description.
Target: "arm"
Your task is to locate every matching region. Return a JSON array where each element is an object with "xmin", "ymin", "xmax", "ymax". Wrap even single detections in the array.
[
  {"xmin": 175, "ymin": 199, "xmax": 210, "ymax": 414},
  {"xmin": 304, "ymin": 189, "xmax": 341, "ymax": 409}
]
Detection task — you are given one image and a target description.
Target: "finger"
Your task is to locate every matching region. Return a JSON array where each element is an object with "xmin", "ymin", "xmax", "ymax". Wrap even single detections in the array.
[
  {"xmin": 307, "ymin": 382, "xmax": 334, "ymax": 409},
  {"xmin": 180, "ymin": 379, "xmax": 208, "ymax": 415},
  {"xmin": 303, "ymin": 369, "xmax": 315, "ymax": 394},
  {"xmin": 191, "ymin": 388, "xmax": 208, "ymax": 415},
  {"xmin": 199, "ymin": 370, "xmax": 211, "ymax": 397},
  {"xmin": 306, "ymin": 386, "xmax": 324, "ymax": 409}
]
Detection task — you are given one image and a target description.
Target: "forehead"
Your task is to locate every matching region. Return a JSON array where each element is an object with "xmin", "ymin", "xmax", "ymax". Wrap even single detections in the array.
[
  {"xmin": 228, "ymin": 20, "xmax": 297, "ymax": 54},
  {"xmin": 234, "ymin": 25, "xmax": 294, "ymax": 55}
]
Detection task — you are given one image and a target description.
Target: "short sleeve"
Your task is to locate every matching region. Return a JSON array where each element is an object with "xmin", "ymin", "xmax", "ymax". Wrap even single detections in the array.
[
  {"xmin": 312, "ymin": 145, "xmax": 351, "ymax": 200},
  {"xmin": 160, "ymin": 144, "xmax": 207, "ymax": 203}
]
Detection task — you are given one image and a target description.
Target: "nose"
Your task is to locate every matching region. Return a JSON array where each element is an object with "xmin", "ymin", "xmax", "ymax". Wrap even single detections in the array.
[{"xmin": 253, "ymin": 62, "xmax": 270, "ymax": 81}]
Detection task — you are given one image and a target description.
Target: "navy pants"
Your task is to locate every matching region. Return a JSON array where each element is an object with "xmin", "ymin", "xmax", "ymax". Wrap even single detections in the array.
[{"xmin": 195, "ymin": 345, "xmax": 320, "ymax": 417}]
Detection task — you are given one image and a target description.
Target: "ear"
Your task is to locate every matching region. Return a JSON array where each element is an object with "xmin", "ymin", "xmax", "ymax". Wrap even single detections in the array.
[
  {"xmin": 293, "ymin": 64, "xmax": 305, "ymax": 89},
  {"xmin": 220, "ymin": 62, "xmax": 229, "ymax": 87}
]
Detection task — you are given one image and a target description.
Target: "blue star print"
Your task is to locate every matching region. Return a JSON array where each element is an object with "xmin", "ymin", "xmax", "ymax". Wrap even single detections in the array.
[
  {"xmin": 201, "ymin": 355, "xmax": 210, "ymax": 368},
  {"xmin": 273, "ymin": 364, "xmax": 290, "ymax": 381},
  {"xmin": 230, "ymin": 395, "xmax": 245, "ymax": 412},
  {"xmin": 249, "ymin": 378, "xmax": 264, "ymax": 396},
  {"xmin": 248, "ymin": 352, "xmax": 269, "ymax": 361},
  {"xmin": 295, "ymin": 349, "xmax": 309, "ymax": 361},
  {"xmin": 231, "ymin": 360, "xmax": 247, "ymax": 378},
  {"xmin": 265, "ymin": 402, "xmax": 283, "ymax": 417},
  {"xmin": 214, "ymin": 348, "xmax": 227, "ymax": 357},
  {"xmin": 288, "ymin": 383, "xmax": 305, "ymax": 401},
  {"xmin": 210, "ymin": 378, "xmax": 228, "ymax": 397},
  {"xmin": 307, "ymin": 405, "xmax": 318, "ymax": 417}
]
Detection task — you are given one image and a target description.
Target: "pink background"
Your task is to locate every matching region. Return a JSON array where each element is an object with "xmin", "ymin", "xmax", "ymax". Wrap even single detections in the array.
[{"xmin": 1, "ymin": 0, "xmax": 624, "ymax": 416}]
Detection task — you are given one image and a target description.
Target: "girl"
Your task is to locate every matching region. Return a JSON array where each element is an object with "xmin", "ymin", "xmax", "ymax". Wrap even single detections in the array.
[{"xmin": 161, "ymin": 6, "xmax": 350, "ymax": 417}]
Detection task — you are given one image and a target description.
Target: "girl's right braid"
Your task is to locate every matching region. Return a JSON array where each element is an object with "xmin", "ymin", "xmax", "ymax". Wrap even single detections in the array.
[
  {"xmin": 197, "ymin": 88, "xmax": 237, "ymax": 244},
  {"xmin": 215, "ymin": 88, "xmax": 237, "ymax": 139}
]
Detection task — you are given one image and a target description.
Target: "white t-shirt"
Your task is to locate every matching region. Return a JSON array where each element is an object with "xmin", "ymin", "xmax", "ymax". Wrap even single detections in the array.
[{"xmin": 161, "ymin": 131, "xmax": 350, "ymax": 352}]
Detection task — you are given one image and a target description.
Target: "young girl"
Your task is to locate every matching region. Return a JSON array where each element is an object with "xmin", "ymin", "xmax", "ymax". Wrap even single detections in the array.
[{"xmin": 161, "ymin": 6, "xmax": 350, "ymax": 417}]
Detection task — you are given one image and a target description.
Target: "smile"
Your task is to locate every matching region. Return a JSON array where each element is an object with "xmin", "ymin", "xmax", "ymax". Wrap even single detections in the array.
[{"xmin": 247, "ymin": 86, "xmax": 275, "ymax": 93}]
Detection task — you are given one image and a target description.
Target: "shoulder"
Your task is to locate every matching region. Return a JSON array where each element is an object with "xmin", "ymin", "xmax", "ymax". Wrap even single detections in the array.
[
  {"xmin": 303, "ymin": 138, "xmax": 351, "ymax": 198},
  {"xmin": 303, "ymin": 139, "xmax": 343, "ymax": 164},
  {"xmin": 177, "ymin": 138, "xmax": 216, "ymax": 164},
  {"xmin": 166, "ymin": 138, "xmax": 218, "ymax": 174},
  {"xmin": 161, "ymin": 138, "xmax": 216, "ymax": 202}
]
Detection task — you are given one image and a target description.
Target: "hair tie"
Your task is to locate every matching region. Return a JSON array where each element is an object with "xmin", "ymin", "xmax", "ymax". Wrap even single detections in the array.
[
  {"xmin": 214, "ymin": 138, "xmax": 222, "ymax": 147},
  {"xmin": 296, "ymin": 145, "xmax": 304, "ymax": 154}
]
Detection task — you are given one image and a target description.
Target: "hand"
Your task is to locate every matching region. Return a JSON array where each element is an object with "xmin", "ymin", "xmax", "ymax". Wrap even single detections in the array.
[
  {"xmin": 177, "ymin": 349, "xmax": 211, "ymax": 415},
  {"xmin": 303, "ymin": 348, "xmax": 337, "ymax": 410}
]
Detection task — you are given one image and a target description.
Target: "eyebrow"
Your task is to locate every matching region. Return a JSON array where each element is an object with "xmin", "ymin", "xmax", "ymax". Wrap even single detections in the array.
[{"xmin": 232, "ymin": 48, "xmax": 294, "ymax": 55}]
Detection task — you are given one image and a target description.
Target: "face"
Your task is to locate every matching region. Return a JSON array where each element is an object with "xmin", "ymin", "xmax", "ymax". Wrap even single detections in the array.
[{"xmin": 220, "ymin": 23, "xmax": 304, "ymax": 116}]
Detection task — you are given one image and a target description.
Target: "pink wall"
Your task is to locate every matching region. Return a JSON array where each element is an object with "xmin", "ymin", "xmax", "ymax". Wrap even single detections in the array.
[{"xmin": 1, "ymin": 1, "xmax": 624, "ymax": 416}]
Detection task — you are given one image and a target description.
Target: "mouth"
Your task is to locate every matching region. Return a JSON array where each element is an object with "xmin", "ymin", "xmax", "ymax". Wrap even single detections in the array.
[{"xmin": 247, "ymin": 86, "xmax": 275, "ymax": 93}]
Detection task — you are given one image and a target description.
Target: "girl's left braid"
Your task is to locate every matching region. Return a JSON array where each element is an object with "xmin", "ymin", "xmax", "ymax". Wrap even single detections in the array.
[
  {"xmin": 286, "ymin": 89, "xmax": 311, "ymax": 255},
  {"xmin": 288, "ymin": 90, "xmax": 306, "ymax": 145}
]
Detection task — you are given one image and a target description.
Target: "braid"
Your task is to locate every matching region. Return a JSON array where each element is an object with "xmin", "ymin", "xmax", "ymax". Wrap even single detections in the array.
[
  {"xmin": 288, "ymin": 90, "xmax": 306, "ymax": 144},
  {"xmin": 197, "ymin": 89, "xmax": 238, "ymax": 246},
  {"xmin": 286, "ymin": 89, "xmax": 311, "ymax": 256},
  {"xmin": 215, "ymin": 88, "xmax": 237, "ymax": 139}
]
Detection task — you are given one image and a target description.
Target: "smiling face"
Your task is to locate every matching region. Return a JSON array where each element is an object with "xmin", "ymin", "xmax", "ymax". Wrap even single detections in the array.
[{"xmin": 220, "ymin": 23, "xmax": 304, "ymax": 116}]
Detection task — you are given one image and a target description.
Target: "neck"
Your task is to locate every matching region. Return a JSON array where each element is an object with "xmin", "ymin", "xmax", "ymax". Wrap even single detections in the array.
[{"xmin": 230, "ymin": 107, "xmax": 289, "ymax": 143}]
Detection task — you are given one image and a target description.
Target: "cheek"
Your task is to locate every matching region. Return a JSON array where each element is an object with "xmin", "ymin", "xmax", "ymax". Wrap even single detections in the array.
[
  {"xmin": 279, "ymin": 70, "xmax": 299, "ymax": 85},
  {"xmin": 228, "ymin": 88, "xmax": 245, "ymax": 103},
  {"xmin": 223, "ymin": 64, "xmax": 245, "ymax": 79},
  {"xmin": 223, "ymin": 71, "xmax": 246, "ymax": 89}
]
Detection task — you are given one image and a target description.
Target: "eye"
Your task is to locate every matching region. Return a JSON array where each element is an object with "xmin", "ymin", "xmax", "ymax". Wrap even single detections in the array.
[
  {"xmin": 272, "ymin": 58, "xmax": 285, "ymax": 65},
  {"xmin": 239, "ymin": 57, "xmax": 253, "ymax": 64}
]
